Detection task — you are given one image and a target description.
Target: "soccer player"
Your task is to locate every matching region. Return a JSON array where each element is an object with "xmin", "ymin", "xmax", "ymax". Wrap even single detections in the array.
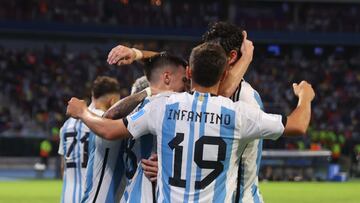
[
  {"xmin": 108, "ymin": 53, "xmax": 188, "ymax": 203},
  {"xmin": 107, "ymin": 22, "xmax": 259, "ymax": 203},
  {"xmin": 59, "ymin": 76, "xmax": 120, "ymax": 203},
  {"xmin": 202, "ymin": 21, "xmax": 264, "ymax": 202},
  {"xmin": 66, "ymin": 42, "xmax": 315, "ymax": 202}
]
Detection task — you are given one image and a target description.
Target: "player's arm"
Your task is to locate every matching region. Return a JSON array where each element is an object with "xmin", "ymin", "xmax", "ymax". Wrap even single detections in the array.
[
  {"xmin": 103, "ymin": 88, "xmax": 151, "ymax": 119},
  {"xmin": 240, "ymin": 81, "xmax": 315, "ymax": 140},
  {"xmin": 218, "ymin": 31, "xmax": 254, "ymax": 97},
  {"xmin": 283, "ymin": 81, "xmax": 314, "ymax": 135},
  {"xmin": 107, "ymin": 45, "xmax": 159, "ymax": 65},
  {"xmin": 66, "ymin": 98, "xmax": 130, "ymax": 140}
]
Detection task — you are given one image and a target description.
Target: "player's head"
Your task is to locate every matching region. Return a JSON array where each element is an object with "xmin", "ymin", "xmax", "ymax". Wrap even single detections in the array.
[
  {"xmin": 91, "ymin": 76, "xmax": 120, "ymax": 110},
  {"xmin": 202, "ymin": 21, "xmax": 243, "ymax": 65},
  {"xmin": 144, "ymin": 53, "xmax": 188, "ymax": 92},
  {"xmin": 188, "ymin": 42, "xmax": 228, "ymax": 88}
]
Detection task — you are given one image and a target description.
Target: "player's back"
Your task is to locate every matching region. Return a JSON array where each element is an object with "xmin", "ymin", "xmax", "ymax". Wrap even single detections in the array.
[
  {"xmin": 59, "ymin": 117, "xmax": 92, "ymax": 203},
  {"xmin": 121, "ymin": 98, "xmax": 156, "ymax": 203},
  {"xmin": 235, "ymin": 81, "xmax": 264, "ymax": 203},
  {"xmin": 127, "ymin": 91, "xmax": 284, "ymax": 203},
  {"xmin": 81, "ymin": 108, "xmax": 126, "ymax": 203}
]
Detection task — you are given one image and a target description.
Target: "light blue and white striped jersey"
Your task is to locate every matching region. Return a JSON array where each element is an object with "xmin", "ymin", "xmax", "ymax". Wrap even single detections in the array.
[
  {"xmin": 58, "ymin": 107, "xmax": 100, "ymax": 203},
  {"xmin": 232, "ymin": 81, "xmax": 265, "ymax": 203},
  {"xmin": 120, "ymin": 98, "xmax": 156, "ymax": 203},
  {"xmin": 80, "ymin": 108, "xmax": 127, "ymax": 203},
  {"xmin": 125, "ymin": 91, "xmax": 285, "ymax": 203}
]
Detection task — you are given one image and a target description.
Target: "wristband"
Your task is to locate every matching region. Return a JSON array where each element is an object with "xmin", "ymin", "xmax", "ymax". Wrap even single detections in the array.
[{"xmin": 132, "ymin": 48, "xmax": 143, "ymax": 60}]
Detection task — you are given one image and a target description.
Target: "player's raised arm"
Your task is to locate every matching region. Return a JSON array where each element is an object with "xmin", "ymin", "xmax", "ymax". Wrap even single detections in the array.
[
  {"xmin": 66, "ymin": 97, "xmax": 130, "ymax": 140},
  {"xmin": 103, "ymin": 87, "xmax": 151, "ymax": 119},
  {"xmin": 218, "ymin": 30, "xmax": 254, "ymax": 97},
  {"xmin": 107, "ymin": 44, "xmax": 159, "ymax": 65},
  {"xmin": 238, "ymin": 80, "xmax": 314, "ymax": 140},
  {"xmin": 284, "ymin": 81, "xmax": 315, "ymax": 135}
]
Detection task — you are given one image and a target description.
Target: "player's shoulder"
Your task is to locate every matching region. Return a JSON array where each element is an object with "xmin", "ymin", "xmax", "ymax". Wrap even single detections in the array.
[
  {"xmin": 147, "ymin": 91, "xmax": 178, "ymax": 103},
  {"xmin": 89, "ymin": 108, "xmax": 104, "ymax": 117},
  {"xmin": 239, "ymin": 80, "xmax": 262, "ymax": 108},
  {"xmin": 60, "ymin": 118, "xmax": 77, "ymax": 131}
]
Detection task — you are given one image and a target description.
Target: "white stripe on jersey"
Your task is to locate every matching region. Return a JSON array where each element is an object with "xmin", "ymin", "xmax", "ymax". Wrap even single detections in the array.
[
  {"xmin": 120, "ymin": 98, "xmax": 156, "ymax": 203},
  {"xmin": 120, "ymin": 163, "xmax": 154, "ymax": 203},
  {"xmin": 126, "ymin": 91, "xmax": 285, "ymax": 203},
  {"xmin": 59, "ymin": 117, "xmax": 92, "ymax": 203},
  {"xmin": 80, "ymin": 108, "xmax": 127, "ymax": 203},
  {"xmin": 234, "ymin": 81, "xmax": 265, "ymax": 203}
]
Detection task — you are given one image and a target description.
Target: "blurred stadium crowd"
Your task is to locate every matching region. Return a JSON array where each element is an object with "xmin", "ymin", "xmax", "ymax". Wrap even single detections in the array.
[
  {"xmin": 0, "ymin": 0, "xmax": 360, "ymax": 32},
  {"xmin": 1, "ymin": 42, "xmax": 359, "ymax": 159}
]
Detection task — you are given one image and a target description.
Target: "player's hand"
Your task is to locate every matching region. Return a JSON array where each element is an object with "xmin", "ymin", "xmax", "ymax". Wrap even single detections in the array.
[
  {"xmin": 292, "ymin": 81, "xmax": 315, "ymax": 102},
  {"xmin": 141, "ymin": 154, "xmax": 158, "ymax": 182},
  {"xmin": 239, "ymin": 30, "xmax": 254, "ymax": 63},
  {"xmin": 107, "ymin": 45, "xmax": 136, "ymax": 65},
  {"xmin": 66, "ymin": 97, "xmax": 88, "ymax": 119}
]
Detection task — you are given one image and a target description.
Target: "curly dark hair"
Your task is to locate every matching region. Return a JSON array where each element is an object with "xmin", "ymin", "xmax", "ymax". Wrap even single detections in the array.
[
  {"xmin": 91, "ymin": 76, "xmax": 120, "ymax": 99},
  {"xmin": 202, "ymin": 21, "xmax": 243, "ymax": 57}
]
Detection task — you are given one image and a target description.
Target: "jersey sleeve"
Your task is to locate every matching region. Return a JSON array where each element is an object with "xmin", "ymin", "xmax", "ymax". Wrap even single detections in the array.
[
  {"xmin": 236, "ymin": 101, "xmax": 285, "ymax": 140},
  {"xmin": 125, "ymin": 96, "xmax": 164, "ymax": 139},
  {"xmin": 58, "ymin": 128, "xmax": 64, "ymax": 155}
]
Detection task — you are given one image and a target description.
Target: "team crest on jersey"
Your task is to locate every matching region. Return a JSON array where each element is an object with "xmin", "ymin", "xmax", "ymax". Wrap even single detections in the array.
[
  {"xmin": 198, "ymin": 95, "xmax": 204, "ymax": 102},
  {"xmin": 130, "ymin": 109, "xmax": 145, "ymax": 121}
]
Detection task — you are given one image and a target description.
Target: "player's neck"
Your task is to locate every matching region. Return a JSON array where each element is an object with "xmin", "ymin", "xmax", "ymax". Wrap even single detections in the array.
[
  {"xmin": 191, "ymin": 82, "xmax": 219, "ymax": 95},
  {"xmin": 92, "ymin": 100, "xmax": 108, "ymax": 112},
  {"xmin": 150, "ymin": 84, "xmax": 171, "ymax": 96}
]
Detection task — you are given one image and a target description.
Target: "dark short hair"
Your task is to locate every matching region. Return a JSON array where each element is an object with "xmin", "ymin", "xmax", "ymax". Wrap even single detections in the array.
[
  {"xmin": 143, "ymin": 52, "xmax": 187, "ymax": 82},
  {"xmin": 202, "ymin": 21, "xmax": 243, "ymax": 56},
  {"xmin": 91, "ymin": 76, "xmax": 120, "ymax": 99},
  {"xmin": 189, "ymin": 43, "xmax": 227, "ymax": 87}
]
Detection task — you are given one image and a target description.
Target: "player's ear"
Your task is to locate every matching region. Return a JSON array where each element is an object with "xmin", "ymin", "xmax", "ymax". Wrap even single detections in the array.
[
  {"xmin": 186, "ymin": 65, "xmax": 192, "ymax": 79},
  {"xmin": 228, "ymin": 50, "xmax": 238, "ymax": 65},
  {"xmin": 163, "ymin": 71, "xmax": 170, "ymax": 85}
]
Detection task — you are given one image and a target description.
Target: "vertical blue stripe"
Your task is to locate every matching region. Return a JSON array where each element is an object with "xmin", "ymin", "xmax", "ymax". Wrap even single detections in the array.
[
  {"xmin": 127, "ymin": 167, "xmax": 144, "ymax": 203},
  {"xmin": 77, "ymin": 123, "xmax": 83, "ymax": 202},
  {"xmin": 252, "ymin": 90, "xmax": 264, "ymax": 203},
  {"xmin": 183, "ymin": 92, "xmax": 199, "ymax": 203},
  {"xmin": 105, "ymin": 141, "xmax": 125, "ymax": 203},
  {"xmin": 72, "ymin": 121, "xmax": 79, "ymax": 203},
  {"xmin": 161, "ymin": 102, "xmax": 179, "ymax": 203},
  {"xmin": 253, "ymin": 91, "xmax": 264, "ymax": 110},
  {"xmin": 61, "ymin": 119, "xmax": 71, "ymax": 203},
  {"xmin": 81, "ymin": 132, "xmax": 96, "ymax": 203},
  {"xmin": 213, "ymin": 107, "xmax": 235, "ymax": 203},
  {"xmin": 193, "ymin": 93, "xmax": 209, "ymax": 203},
  {"xmin": 251, "ymin": 184, "xmax": 261, "ymax": 203}
]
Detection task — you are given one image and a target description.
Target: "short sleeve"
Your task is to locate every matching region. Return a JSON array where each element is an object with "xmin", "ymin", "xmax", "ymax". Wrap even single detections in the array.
[
  {"xmin": 58, "ymin": 128, "xmax": 64, "ymax": 155},
  {"xmin": 236, "ymin": 101, "xmax": 285, "ymax": 141}
]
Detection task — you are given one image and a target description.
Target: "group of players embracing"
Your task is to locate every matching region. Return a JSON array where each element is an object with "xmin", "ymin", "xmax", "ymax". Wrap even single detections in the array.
[{"xmin": 60, "ymin": 22, "xmax": 315, "ymax": 203}]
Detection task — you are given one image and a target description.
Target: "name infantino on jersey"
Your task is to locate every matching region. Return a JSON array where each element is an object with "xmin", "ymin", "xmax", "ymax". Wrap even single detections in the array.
[{"xmin": 167, "ymin": 108, "xmax": 232, "ymax": 125}]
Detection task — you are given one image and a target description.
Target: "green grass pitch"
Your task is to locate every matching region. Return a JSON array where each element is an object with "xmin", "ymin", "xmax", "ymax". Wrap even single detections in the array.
[{"xmin": 0, "ymin": 179, "xmax": 359, "ymax": 203}]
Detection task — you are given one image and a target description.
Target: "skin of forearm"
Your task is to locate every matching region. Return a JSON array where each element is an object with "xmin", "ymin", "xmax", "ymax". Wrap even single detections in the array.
[
  {"xmin": 104, "ymin": 90, "xmax": 148, "ymax": 119},
  {"xmin": 218, "ymin": 58, "xmax": 250, "ymax": 97},
  {"xmin": 80, "ymin": 110, "xmax": 129, "ymax": 140},
  {"xmin": 141, "ymin": 50, "xmax": 159, "ymax": 59},
  {"xmin": 284, "ymin": 98, "xmax": 311, "ymax": 136}
]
